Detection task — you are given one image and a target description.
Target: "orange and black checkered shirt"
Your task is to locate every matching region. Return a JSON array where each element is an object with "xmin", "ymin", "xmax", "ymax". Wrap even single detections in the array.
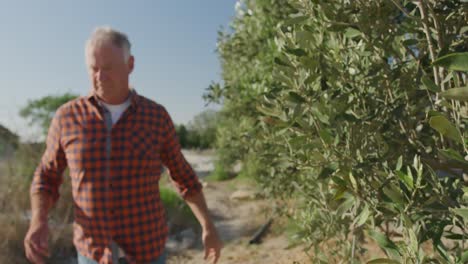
[{"xmin": 31, "ymin": 89, "xmax": 202, "ymax": 263}]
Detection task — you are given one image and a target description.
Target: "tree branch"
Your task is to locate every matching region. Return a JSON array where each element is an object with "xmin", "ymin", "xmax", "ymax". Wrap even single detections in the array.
[
  {"xmin": 426, "ymin": 2, "xmax": 446, "ymax": 91},
  {"xmin": 417, "ymin": 0, "xmax": 441, "ymax": 87},
  {"xmin": 388, "ymin": 0, "xmax": 421, "ymax": 21}
]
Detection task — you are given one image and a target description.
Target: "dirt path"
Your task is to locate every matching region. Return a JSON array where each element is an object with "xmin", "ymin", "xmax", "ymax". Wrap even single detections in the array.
[
  {"xmin": 166, "ymin": 180, "xmax": 310, "ymax": 264},
  {"xmin": 167, "ymin": 151, "xmax": 310, "ymax": 264}
]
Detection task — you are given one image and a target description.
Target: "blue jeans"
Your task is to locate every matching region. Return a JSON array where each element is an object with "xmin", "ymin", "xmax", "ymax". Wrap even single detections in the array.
[{"xmin": 77, "ymin": 251, "xmax": 166, "ymax": 264}]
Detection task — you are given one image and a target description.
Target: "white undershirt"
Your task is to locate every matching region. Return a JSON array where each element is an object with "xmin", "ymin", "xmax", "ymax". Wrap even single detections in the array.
[{"xmin": 99, "ymin": 97, "xmax": 131, "ymax": 125}]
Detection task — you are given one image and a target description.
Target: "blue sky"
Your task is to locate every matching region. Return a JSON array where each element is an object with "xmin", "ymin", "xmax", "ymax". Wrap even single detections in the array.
[{"xmin": 0, "ymin": 1, "xmax": 236, "ymax": 141}]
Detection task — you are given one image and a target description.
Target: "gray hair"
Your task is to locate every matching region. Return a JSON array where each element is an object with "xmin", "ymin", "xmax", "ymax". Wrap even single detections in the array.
[{"xmin": 85, "ymin": 26, "xmax": 132, "ymax": 61}]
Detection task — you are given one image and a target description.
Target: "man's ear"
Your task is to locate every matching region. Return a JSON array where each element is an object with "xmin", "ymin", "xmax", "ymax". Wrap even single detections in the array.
[{"xmin": 128, "ymin": 55, "xmax": 135, "ymax": 74}]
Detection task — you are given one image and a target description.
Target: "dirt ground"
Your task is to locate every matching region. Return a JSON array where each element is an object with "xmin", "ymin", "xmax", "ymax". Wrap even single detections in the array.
[{"xmin": 166, "ymin": 179, "xmax": 312, "ymax": 264}]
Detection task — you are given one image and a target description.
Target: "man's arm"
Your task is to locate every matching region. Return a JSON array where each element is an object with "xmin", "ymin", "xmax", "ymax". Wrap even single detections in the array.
[
  {"xmin": 25, "ymin": 109, "xmax": 67, "ymax": 264},
  {"xmin": 159, "ymin": 106, "xmax": 222, "ymax": 263},
  {"xmin": 25, "ymin": 193, "xmax": 53, "ymax": 264},
  {"xmin": 31, "ymin": 193, "xmax": 54, "ymax": 223},
  {"xmin": 185, "ymin": 191, "xmax": 223, "ymax": 264}
]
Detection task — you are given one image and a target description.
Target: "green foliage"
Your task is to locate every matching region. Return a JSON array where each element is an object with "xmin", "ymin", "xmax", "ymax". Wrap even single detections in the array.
[
  {"xmin": 0, "ymin": 124, "xmax": 19, "ymax": 158},
  {"xmin": 175, "ymin": 109, "xmax": 219, "ymax": 149},
  {"xmin": 175, "ymin": 124, "xmax": 189, "ymax": 147},
  {"xmin": 432, "ymin": 53, "xmax": 468, "ymax": 72},
  {"xmin": 440, "ymin": 87, "xmax": 468, "ymax": 102},
  {"xmin": 206, "ymin": 162, "xmax": 231, "ymax": 181},
  {"xmin": 208, "ymin": 0, "xmax": 467, "ymax": 262},
  {"xmin": 237, "ymin": 153, "xmax": 262, "ymax": 180},
  {"xmin": 19, "ymin": 93, "xmax": 78, "ymax": 136},
  {"xmin": 8, "ymin": 142, "xmax": 45, "ymax": 183},
  {"xmin": 159, "ymin": 186, "xmax": 197, "ymax": 226}
]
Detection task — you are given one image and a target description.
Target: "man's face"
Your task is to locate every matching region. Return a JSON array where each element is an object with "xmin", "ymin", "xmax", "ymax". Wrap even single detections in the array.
[{"xmin": 85, "ymin": 41, "xmax": 134, "ymax": 97}]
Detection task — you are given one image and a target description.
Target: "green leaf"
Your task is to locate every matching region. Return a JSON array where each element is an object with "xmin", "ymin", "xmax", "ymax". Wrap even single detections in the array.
[
  {"xmin": 427, "ymin": 110, "xmax": 444, "ymax": 117},
  {"xmin": 345, "ymin": 27, "xmax": 361, "ymax": 38},
  {"xmin": 432, "ymin": 52, "xmax": 468, "ymax": 71},
  {"xmin": 402, "ymin": 39, "xmax": 418, "ymax": 46},
  {"xmin": 396, "ymin": 156, "xmax": 403, "ymax": 171},
  {"xmin": 396, "ymin": 171, "xmax": 413, "ymax": 190},
  {"xmin": 378, "ymin": 203, "xmax": 399, "ymax": 215},
  {"xmin": 383, "ymin": 185, "xmax": 405, "ymax": 205},
  {"xmin": 274, "ymin": 72, "xmax": 295, "ymax": 88},
  {"xmin": 333, "ymin": 186, "xmax": 347, "ymax": 200},
  {"xmin": 288, "ymin": 91, "xmax": 306, "ymax": 103},
  {"xmin": 444, "ymin": 233, "xmax": 467, "ymax": 240},
  {"xmin": 440, "ymin": 87, "xmax": 468, "ymax": 101},
  {"xmin": 318, "ymin": 166, "xmax": 335, "ymax": 179},
  {"xmin": 463, "ymin": 187, "xmax": 468, "ymax": 203},
  {"xmin": 438, "ymin": 148, "xmax": 466, "ymax": 163},
  {"xmin": 367, "ymin": 259, "xmax": 401, "ymax": 264},
  {"xmin": 296, "ymin": 30, "xmax": 316, "ymax": 43},
  {"xmin": 274, "ymin": 57, "xmax": 291, "ymax": 67},
  {"xmin": 407, "ymin": 227, "xmax": 418, "ymax": 255},
  {"xmin": 368, "ymin": 230, "xmax": 401, "ymax": 259},
  {"xmin": 355, "ymin": 203, "xmax": 370, "ymax": 227},
  {"xmin": 434, "ymin": 240, "xmax": 450, "ymax": 261},
  {"xmin": 438, "ymin": 149, "xmax": 468, "ymax": 170},
  {"xmin": 421, "ymin": 76, "xmax": 440, "ymax": 92},
  {"xmin": 451, "ymin": 208, "xmax": 468, "ymax": 220},
  {"xmin": 336, "ymin": 195, "xmax": 355, "ymax": 216},
  {"xmin": 285, "ymin": 47, "xmax": 307, "ymax": 57},
  {"xmin": 312, "ymin": 107, "xmax": 330, "ymax": 125},
  {"xmin": 319, "ymin": 129, "xmax": 334, "ymax": 145},
  {"xmin": 460, "ymin": 26, "xmax": 468, "ymax": 35},
  {"xmin": 429, "ymin": 116, "xmax": 463, "ymax": 144},
  {"xmin": 284, "ymin": 15, "xmax": 308, "ymax": 26},
  {"xmin": 461, "ymin": 249, "xmax": 468, "ymax": 263},
  {"xmin": 349, "ymin": 172, "xmax": 358, "ymax": 190},
  {"xmin": 326, "ymin": 22, "xmax": 350, "ymax": 32},
  {"xmin": 332, "ymin": 176, "xmax": 347, "ymax": 188},
  {"xmin": 256, "ymin": 105, "xmax": 282, "ymax": 118}
]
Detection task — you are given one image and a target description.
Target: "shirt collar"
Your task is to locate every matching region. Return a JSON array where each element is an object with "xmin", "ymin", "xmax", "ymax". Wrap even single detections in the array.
[{"xmin": 86, "ymin": 88, "xmax": 140, "ymax": 109}]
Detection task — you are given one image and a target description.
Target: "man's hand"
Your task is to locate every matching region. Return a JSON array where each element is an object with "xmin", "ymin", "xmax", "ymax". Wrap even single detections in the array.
[
  {"xmin": 202, "ymin": 224, "xmax": 223, "ymax": 264},
  {"xmin": 183, "ymin": 190, "xmax": 223, "ymax": 263},
  {"xmin": 24, "ymin": 219, "xmax": 50, "ymax": 264}
]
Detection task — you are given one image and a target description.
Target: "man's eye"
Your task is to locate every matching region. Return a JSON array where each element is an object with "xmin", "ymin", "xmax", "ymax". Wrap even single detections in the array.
[{"xmin": 89, "ymin": 66, "xmax": 111, "ymax": 72}]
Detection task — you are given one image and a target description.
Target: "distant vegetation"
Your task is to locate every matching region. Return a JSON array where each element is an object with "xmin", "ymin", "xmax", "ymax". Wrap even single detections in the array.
[
  {"xmin": 175, "ymin": 109, "xmax": 219, "ymax": 150},
  {"xmin": 20, "ymin": 92, "xmax": 79, "ymax": 136},
  {"xmin": 0, "ymin": 124, "xmax": 19, "ymax": 158}
]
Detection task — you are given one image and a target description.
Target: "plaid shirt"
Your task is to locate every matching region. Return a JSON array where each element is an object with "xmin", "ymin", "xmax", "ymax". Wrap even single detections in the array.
[{"xmin": 31, "ymin": 89, "xmax": 202, "ymax": 264}]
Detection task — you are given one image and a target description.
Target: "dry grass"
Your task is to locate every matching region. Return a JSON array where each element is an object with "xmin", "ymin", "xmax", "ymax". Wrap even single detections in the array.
[
  {"xmin": 0, "ymin": 148, "xmax": 76, "ymax": 263},
  {"xmin": 0, "ymin": 213, "xmax": 30, "ymax": 264}
]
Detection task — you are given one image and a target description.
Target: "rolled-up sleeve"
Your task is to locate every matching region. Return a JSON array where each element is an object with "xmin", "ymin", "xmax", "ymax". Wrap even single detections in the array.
[
  {"xmin": 160, "ymin": 107, "xmax": 202, "ymax": 199},
  {"xmin": 30, "ymin": 107, "xmax": 67, "ymax": 204}
]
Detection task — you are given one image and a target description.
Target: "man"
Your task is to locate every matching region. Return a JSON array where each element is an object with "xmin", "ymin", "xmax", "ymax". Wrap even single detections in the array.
[{"xmin": 24, "ymin": 26, "xmax": 223, "ymax": 264}]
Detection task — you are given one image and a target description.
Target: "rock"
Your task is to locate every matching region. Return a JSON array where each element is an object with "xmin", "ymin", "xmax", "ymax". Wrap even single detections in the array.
[
  {"xmin": 233, "ymin": 161, "xmax": 242, "ymax": 174},
  {"xmin": 201, "ymin": 180, "xmax": 209, "ymax": 188},
  {"xmin": 230, "ymin": 189, "xmax": 256, "ymax": 201},
  {"xmin": 166, "ymin": 228, "xmax": 198, "ymax": 253}
]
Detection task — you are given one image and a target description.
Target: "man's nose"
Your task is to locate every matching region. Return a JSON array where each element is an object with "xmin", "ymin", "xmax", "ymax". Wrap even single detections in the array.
[{"xmin": 96, "ymin": 70, "xmax": 107, "ymax": 82}]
